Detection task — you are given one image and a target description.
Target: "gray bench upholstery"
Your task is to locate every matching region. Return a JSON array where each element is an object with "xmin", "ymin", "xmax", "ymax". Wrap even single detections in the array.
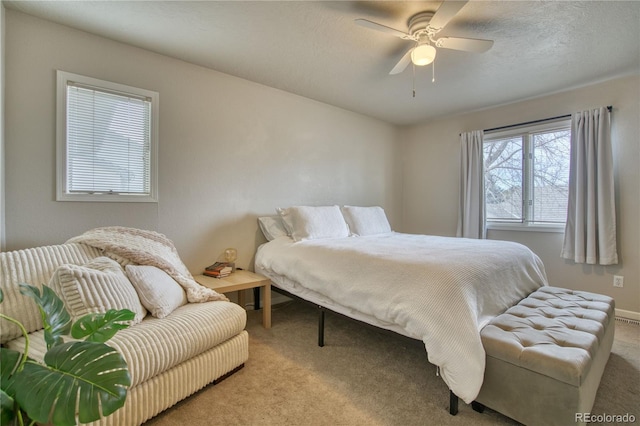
[{"xmin": 476, "ymin": 286, "xmax": 615, "ymax": 426}]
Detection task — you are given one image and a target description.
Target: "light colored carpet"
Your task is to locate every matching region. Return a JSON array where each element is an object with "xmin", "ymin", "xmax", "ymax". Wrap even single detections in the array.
[{"xmin": 145, "ymin": 300, "xmax": 640, "ymax": 426}]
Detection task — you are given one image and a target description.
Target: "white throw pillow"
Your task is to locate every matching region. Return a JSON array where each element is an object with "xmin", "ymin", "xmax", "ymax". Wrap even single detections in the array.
[
  {"xmin": 258, "ymin": 216, "xmax": 289, "ymax": 241},
  {"xmin": 125, "ymin": 265, "xmax": 187, "ymax": 318},
  {"xmin": 341, "ymin": 206, "xmax": 392, "ymax": 236},
  {"xmin": 277, "ymin": 205, "xmax": 350, "ymax": 242},
  {"xmin": 49, "ymin": 257, "xmax": 146, "ymax": 324}
]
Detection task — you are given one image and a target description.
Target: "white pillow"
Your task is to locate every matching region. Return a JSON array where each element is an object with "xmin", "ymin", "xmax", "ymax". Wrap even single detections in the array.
[
  {"xmin": 341, "ymin": 206, "xmax": 392, "ymax": 236},
  {"xmin": 125, "ymin": 265, "xmax": 187, "ymax": 318},
  {"xmin": 275, "ymin": 207, "xmax": 294, "ymax": 236},
  {"xmin": 258, "ymin": 216, "xmax": 289, "ymax": 241},
  {"xmin": 49, "ymin": 257, "xmax": 147, "ymax": 325},
  {"xmin": 277, "ymin": 206, "xmax": 350, "ymax": 242}
]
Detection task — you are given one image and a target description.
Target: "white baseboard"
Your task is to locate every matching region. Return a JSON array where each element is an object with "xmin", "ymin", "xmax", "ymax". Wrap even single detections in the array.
[{"xmin": 616, "ymin": 308, "xmax": 640, "ymax": 322}]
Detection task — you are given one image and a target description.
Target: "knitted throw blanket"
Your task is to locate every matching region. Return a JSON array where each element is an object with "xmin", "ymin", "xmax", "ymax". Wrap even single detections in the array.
[{"xmin": 67, "ymin": 227, "xmax": 228, "ymax": 303}]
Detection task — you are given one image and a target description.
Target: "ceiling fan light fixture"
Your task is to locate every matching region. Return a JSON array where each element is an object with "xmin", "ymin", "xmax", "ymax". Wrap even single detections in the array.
[{"xmin": 411, "ymin": 44, "xmax": 436, "ymax": 66}]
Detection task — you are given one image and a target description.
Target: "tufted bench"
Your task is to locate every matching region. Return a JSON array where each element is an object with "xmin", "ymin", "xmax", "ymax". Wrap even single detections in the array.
[{"xmin": 475, "ymin": 286, "xmax": 615, "ymax": 426}]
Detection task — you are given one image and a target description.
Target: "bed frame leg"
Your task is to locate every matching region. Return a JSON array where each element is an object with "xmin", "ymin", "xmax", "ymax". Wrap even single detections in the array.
[
  {"xmin": 318, "ymin": 306, "xmax": 325, "ymax": 347},
  {"xmin": 449, "ymin": 391, "xmax": 458, "ymax": 415}
]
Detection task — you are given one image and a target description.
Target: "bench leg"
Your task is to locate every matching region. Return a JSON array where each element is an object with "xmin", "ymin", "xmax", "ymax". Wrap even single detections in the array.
[
  {"xmin": 449, "ymin": 391, "xmax": 458, "ymax": 415},
  {"xmin": 318, "ymin": 306, "xmax": 325, "ymax": 347},
  {"xmin": 472, "ymin": 401, "xmax": 485, "ymax": 413},
  {"xmin": 449, "ymin": 392, "xmax": 485, "ymax": 415}
]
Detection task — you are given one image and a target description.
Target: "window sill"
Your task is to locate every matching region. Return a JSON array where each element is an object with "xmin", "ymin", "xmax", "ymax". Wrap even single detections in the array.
[
  {"xmin": 56, "ymin": 193, "xmax": 158, "ymax": 203},
  {"xmin": 486, "ymin": 223, "xmax": 565, "ymax": 233}
]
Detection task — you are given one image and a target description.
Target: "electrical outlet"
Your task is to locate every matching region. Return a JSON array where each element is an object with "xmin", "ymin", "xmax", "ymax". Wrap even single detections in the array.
[{"xmin": 613, "ymin": 275, "xmax": 624, "ymax": 288}]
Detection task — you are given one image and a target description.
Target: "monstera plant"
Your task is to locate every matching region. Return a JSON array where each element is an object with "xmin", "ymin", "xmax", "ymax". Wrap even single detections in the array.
[{"xmin": 0, "ymin": 284, "xmax": 133, "ymax": 426}]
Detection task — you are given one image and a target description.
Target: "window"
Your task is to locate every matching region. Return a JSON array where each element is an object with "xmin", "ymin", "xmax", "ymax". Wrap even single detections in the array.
[
  {"xmin": 56, "ymin": 71, "xmax": 159, "ymax": 202},
  {"xmin": 483, "ymin": 120, "xmax": 571, "ymax": 230}
]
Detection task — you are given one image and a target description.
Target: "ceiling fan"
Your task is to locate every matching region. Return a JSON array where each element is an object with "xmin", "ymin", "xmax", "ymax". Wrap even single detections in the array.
[{"xmin": 355, "ymin": 0, "xmax": 494, "ymax": 75}]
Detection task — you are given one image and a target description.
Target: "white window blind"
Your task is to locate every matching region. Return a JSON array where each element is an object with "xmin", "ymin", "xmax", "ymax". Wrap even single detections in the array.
[{"xmin": 57, "ymin": 71, "xmax": 158, "ymax": 202}]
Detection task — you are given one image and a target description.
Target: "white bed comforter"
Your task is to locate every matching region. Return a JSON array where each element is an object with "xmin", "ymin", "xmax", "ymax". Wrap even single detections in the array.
[{"xmin": 255, "ymin": 233, "xmax": 547, "ymax": 403}]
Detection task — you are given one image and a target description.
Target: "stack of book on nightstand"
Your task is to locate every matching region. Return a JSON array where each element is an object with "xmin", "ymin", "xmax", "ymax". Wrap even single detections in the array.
[{"xmin": 203, "ymin": 262, "xmax": 233, "ymax": 278}]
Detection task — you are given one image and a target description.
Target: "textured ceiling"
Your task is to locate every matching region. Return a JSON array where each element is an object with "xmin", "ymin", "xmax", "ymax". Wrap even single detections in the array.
[{"xmin": 5, "ymin": 1, "xmax": 640, "ymax": 125}]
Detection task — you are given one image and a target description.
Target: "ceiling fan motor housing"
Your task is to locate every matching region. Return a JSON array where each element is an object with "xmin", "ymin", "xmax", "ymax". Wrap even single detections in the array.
[{"xmin": 408, "ymin": 12, "xmax": 435, "ymax": 38}]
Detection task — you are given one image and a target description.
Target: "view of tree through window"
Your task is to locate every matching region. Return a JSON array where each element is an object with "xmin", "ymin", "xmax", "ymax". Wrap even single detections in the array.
[
  {"xmin": 532, "ymin": 130, "xmax": 571, "ymax": 223},
  {"xmin": 484, "ymin": 137, "xmax": 523, "ymax": 222},
  {"xmin": 484, "ymin": 125, "xmax": 571, "ymax": 225}
]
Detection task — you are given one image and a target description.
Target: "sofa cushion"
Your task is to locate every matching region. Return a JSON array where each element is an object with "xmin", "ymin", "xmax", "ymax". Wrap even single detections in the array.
[
  {"xmin": 49, "ymin": 257, "xmax": 147, "ymax": 325},
  {"xmin": 0, "ymin": 243, "xmax": 102, "ymax": 343},
  {"xmin": 6, "ymin": 300, "xmax": 247, "ymax": 388},
  {"xmin": 125, "ymin": 265, "xmax": 187, "ymax": 318}
]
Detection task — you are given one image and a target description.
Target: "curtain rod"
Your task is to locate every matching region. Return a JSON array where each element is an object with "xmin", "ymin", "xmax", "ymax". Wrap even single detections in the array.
[{"xmin": 483, "ymin": 105, "xmax": 613, "ymax": 134}]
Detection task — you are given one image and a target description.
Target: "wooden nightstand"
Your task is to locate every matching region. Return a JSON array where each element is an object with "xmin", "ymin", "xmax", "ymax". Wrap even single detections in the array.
[{"xmin": 195, "ymin": 270, "xmax": 271, "ymax": 328}]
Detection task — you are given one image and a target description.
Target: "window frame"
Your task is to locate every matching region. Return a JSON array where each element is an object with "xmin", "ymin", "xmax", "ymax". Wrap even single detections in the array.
[
  {"xmin": 56, "ymin": 70, "xmax": 159, "ymax": 202},
  {"xmin": 483, "ymin": 119, "xmax": 571, "ymax": 233}
]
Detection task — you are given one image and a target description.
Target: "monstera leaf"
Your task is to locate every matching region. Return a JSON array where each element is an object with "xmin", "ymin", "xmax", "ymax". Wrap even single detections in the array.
[
  {"xmin": 14, "ymin": 341, "xmax": 131, "ymax": 426},
  {"xmin": 0, "ymin": 388, "xmax": 15, "ymax": 425},
  {"xmin": 0, "ymin": 348, "xmax": 21, "ymax": 424},
  {"xmin": 72, "ymin": 309, "xmax": 134, "ymax": 343},
  {"xmin": 0, "ymin": 285, "xmax": 132, "ymax": 425},
  {"xmin": 19, "ymin": 284, "xmax": 71, "ymax": 348}
]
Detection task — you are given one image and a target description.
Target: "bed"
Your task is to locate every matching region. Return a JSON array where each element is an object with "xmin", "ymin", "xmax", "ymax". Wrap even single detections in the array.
[{"xmin": 254, "ymin": 205, "xmax": 548, "ymax": 406}]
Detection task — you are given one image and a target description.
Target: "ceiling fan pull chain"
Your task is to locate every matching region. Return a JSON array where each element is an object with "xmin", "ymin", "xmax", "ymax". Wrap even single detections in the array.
[
  {"xmin": 432, "ymin": 60, "xmax": 436, "ymax": 83},
  {"xmin": 412, "ymin": 63, "xmax": 416, "ymax": 98}
]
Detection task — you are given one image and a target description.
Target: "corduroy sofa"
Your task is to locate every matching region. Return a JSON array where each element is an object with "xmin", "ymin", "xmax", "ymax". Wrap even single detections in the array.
[{"xmin": 0, "ymin": 241, "xmax": 249, "ymax": 425}]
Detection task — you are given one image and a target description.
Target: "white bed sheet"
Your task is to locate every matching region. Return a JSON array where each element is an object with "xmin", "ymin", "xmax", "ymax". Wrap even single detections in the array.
[{"xmin": 255, "ymin": 232, "xmax": 548, "ymax": 403}]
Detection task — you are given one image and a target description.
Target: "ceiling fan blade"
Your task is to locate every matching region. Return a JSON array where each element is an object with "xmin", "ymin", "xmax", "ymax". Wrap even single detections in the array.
[
  {"xmin": 436, "ymin": 37, "xmax": 494, "ymax": 53},
  {"xmin": 428, "ymin": 0, "xmax": 469, "ymax": 32},
  {"xmin": 355, "ymin": 18, "xmax": 413, "ymax": 40},
  {"xmin": 389, "ymin": 48, "xmax": 413, "ymax": 75}
]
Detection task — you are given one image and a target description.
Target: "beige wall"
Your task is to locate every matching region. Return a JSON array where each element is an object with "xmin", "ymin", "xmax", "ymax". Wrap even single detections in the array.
[
  {"xmin": 3, "ymin": 11, "xmax": 401, "ymax": 271},
  {"xmin": 400, "ymin": 75, "xmax": 640, "ymax": 316},
  {"xmin": 1, "ymin": 3, "xmax": 5, "ymax": 250}
]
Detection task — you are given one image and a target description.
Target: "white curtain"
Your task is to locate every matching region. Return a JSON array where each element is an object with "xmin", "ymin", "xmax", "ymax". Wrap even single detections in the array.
[
  {"xmin": 457, "ymin": 130, "xmax": 485, "ymax": 239},
  {"xmin": 561, "ymin": 107, "xmax": 618, "ymax": 265}
]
